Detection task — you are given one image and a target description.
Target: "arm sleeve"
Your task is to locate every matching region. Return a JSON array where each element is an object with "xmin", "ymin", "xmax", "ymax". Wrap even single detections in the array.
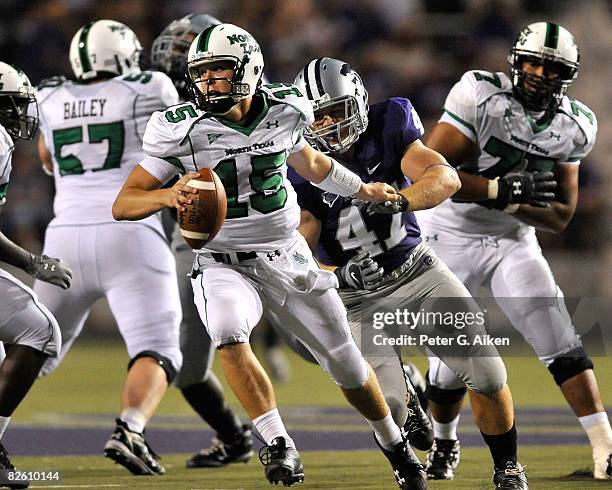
[{"xmin": 438, "ymin": 72, "xmax": 479, "ymax": 141}]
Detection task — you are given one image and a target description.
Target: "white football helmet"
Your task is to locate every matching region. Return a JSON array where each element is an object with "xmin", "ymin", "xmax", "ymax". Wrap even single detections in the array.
[
  {"xmin": 186, "ymin": 23, "xmax": 264, "ymax": 114},
  {"xmin": 0, "ymin": 62, "xmax": 38, "ymax": 140},
  {"xmin": 294, "ymin": 58, "xmax": 368, "ymax": 153},
  {"xmin": 508, "ymin": 22, "xmax": 579, "ymax": 111},
  {"xmin": 151, "ymin": 13, "xmax": 221, "ymax": 98},
  {"xmin": 69, "ymin": 20, "xmax": 143, "ymax": 81}
]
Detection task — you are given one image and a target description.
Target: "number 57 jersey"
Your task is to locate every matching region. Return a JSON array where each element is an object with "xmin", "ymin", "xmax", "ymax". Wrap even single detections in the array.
[
  {"xmin": 140, "ymin": 84, "xmax": 313, "ymax": 252},
  {"xmin": 36, "ymin": 72, "xmax": 179, "ymax": 231}
]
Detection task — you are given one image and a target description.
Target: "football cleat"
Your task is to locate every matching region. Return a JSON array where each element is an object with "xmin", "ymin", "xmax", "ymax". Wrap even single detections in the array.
[
  {"xmin": 0, "ymin": 443, "xmax": 29, "ymax": 489},
  {"xmin": 402, "ymin": 362, "xmax": 428, "ymax": 411},
  {"xmin": 425, "ymin": 438, "xmax": 460, "ymax": 480},
  {"xmin": 103, "ymin": 419, "xmax": 165, "ymax": 475},
  {"xmin": 493, "ymin": 461, "xmax": 528, "ymax": 489},
  {"xmin": 186, "ymin": 424, "xmax": 254, "ymax": 468},
  {"xmin": 259, "ymin": 437, "xmax": 304, "ymax": 487},
  {"xmin": 374, "ymin": 434, "xmax": 427, "ymax": 490},
  {"xmin": 593, "ymin": 450, "xmax": 612, "ymax": 479},
  {"xmin": 402, "ymin": 365, "xmax": 433, "ymax": 451}
]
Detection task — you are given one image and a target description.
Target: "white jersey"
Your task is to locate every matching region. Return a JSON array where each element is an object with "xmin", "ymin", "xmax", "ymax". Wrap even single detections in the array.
[
  {"xmin": 420, "ymin": 70, "xmax": 597, "ymax": 236},
  {"xmin": 140, "ymin": 83, "xmax": 314, "ymax": 252},
  {"xmin": 0, "ymin": 124, "xmax": 14, "ymax": 207},
  {"xmin": 36, "ymin": 71, "xmax": 179, "ymax": 232}
]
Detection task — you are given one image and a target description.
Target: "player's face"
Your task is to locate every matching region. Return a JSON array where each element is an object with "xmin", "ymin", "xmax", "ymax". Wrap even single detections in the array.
[
  {"xmin": 312, "ymin": 104, "xmax": 349, "ymax": 145},
  {"xmin": 193, "ymin": 60, "xmax": 234, "ymax": 96},
  {"xmin": 521, "ymin": 58, "xmax": 561, "ymax": 93}
]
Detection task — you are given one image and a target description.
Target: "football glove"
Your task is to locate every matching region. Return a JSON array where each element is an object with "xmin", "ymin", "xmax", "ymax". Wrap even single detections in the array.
[
  {"xmin": 25, "ymin": 254, "xmax": 72, "ymax": 289},
  {"xmin": 334, "ymin": 251, "xmax": 384, "ymax": 290},
  {"xmin": 351, "ymin": 195, "xmax": 409, "ymax": 215},
  {"xmin": 491, "ymin": 171, "xmax": 557, "ymax": 210}
]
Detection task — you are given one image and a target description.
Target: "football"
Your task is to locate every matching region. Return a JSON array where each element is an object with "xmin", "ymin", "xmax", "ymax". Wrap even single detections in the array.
[{"xmin": 177, "ymin": 169, "xmax": 227, "ymax": 249}]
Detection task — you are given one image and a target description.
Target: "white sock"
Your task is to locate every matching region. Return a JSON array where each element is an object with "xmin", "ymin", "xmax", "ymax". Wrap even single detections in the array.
[
  {"xmin": 368, "ymin": 412, "xmax": 402, "ymax": 450},
  {"xmin": 253, "ymin": 408, "xmax": 295, "ymax": 448},
  {"xmin": 433, "ymin": 415, "xmax": 460, "ymax": 440},
  {"xmin": 579, "ymin": 412, "xmax": 612, "ymax": 452},
  {"xmin": 120, "ymin": 408, "xmax": 147, "ymax": 434},
  {"xmin": 0, "ymin": 416, "xmax": 10, "ymax": 439}
]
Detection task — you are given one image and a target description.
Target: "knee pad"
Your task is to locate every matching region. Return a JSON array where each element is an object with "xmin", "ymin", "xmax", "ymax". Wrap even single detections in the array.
[
  {"xmin": 323, "ymin": 340, "xmax": 369, "ymax": 389},
  {"xmin": 128, "ymin": 350, "xmax": 178, "ymax": 384},
  {"xmin": 547, "ymin": 347, "xmax": 594, "ymax": 386},
  {"xmin": 426, "ymin": 373, "xmax": 467, "ymax": 405}
]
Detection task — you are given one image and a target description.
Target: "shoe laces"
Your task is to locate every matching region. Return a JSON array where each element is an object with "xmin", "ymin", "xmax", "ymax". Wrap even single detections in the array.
[
  {"xmin": 428, "ymin": 440, "xmax": 459, "ymax": 466},
  {"xmin": 496, "ymin": 462, "xmax": 525, "ymax": 482},
  {"xmin": 199, "ymin": 438, "xmax": 228, "ymax": 458}
]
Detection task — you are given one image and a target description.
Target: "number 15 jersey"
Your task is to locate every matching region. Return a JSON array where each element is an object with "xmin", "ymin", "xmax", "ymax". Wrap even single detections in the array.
[
  {"xmin": 36, "ymin": 72, "xmax": 178, "ymax": 231},
  {"xmin": 140, "ymin": 84, "xmax": 313, "ymax": 253},
  {"xmin": 422, "ymin": 70, "xmax": 597, "ymax": 237}
]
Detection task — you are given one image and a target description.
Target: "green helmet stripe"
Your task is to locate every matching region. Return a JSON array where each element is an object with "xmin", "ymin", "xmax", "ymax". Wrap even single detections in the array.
[
  {"xmin": 198, "ymin": 25, "xmax": 216, "ymax": 53},
  {"xmin": 78, "ymin": 22, "xmax": 95, "ymax": 74},
  {"xmin": 545, "ymin": 22, "xmax": 559, "ymax": 49}
]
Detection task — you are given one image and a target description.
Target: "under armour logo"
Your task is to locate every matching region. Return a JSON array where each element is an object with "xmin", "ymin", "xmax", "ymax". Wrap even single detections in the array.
[
  {"xmin": 266, "ymin": 250, "xmax": 281, "ymax": 261},
  {"xmin": 266, "ymin": 120, "xmax": 279, "ymax": 129},
  {"xmin": 549, "ymin": 131, "xmax": 561, "ymax": 140},
  {"xmin": 394, "ymin": 470, "xmax": 406, "ymax": 486},
  {"xmin": 512, "ymin": 181, "xmax": 522, "ymax": 195},
  {"xmin": 425, "ymin": 234, "xmax": 438, "ymax": 242}
]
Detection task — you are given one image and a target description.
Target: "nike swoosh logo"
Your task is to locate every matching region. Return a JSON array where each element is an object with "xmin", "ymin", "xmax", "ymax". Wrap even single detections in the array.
[
  {"xmin": 349, "ymin": 271, "xmax": 360, "ymax": 283},
  {"xmin": 366, "ymin": 162, "xmax": 382, "ymax": 175}
]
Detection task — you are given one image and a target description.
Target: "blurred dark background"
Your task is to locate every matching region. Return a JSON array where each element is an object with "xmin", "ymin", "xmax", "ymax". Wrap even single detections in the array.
[{"xmin": 1, "ymin": 0, "xmax": 611, "ymax": 332}]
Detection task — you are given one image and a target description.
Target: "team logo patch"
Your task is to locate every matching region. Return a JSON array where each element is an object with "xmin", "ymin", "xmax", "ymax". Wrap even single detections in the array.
[
  {"xmin": 321, "ymin": 192, "xmax": 339, "ymax": 207},
  {"xmin": 292, "ymin": 252, "xmax": 307, "ymax": 265}
]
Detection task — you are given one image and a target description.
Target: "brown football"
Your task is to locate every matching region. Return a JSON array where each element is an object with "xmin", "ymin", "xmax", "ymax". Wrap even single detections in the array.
[{"xmin": 177, "ymin": 169, "xmax": 227, "ymax": 249}]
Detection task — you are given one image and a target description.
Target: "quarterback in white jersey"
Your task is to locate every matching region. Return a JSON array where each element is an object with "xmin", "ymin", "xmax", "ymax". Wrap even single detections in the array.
[
  {"xmin": 33, "ymin": 20, "xmax": 182, "ymax": 476},
  {"xmin": 0, "ymin": 62, "xmax": 70, "ymax": 486},
  {"xmin": 418, "ymin": 22, "xmax": 611, "ymax": 481},
  {"xmin": 114, "ymin": 23, "xmax": 428, "ymax": 489}
]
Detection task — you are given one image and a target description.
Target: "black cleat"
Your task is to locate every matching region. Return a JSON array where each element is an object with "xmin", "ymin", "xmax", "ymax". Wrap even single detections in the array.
[
  {"xmin": 0, "ymin": 444, "xmax": 28, "ymax": 489},
  {"xmin": 402, "ymin": 366, "xmax": 433, "ymax": 451},
  {"xmin": 425, "ymin": 438, "xmax": 460, "ymax": 480},
  {"xmin": 186, "ymin": 424, "xmax": 254, "ymax": 468},
  {"xmin": 103, "ymin": 419, "xmax": 165, "ymax": 475},
  {"xmin": 403, "ymin": 363, "xmax": 428, "ymax": 411},
  {"xmin": 374, "ymin": 434, "xmax": 427, "ymax": 490},
  {"xmin": 493, "ymin": 461, "xmax": 528, "ymax": 489},
  {"xmin": 259, "ymin": 437, "xmax": 304, "ymax": 487}
]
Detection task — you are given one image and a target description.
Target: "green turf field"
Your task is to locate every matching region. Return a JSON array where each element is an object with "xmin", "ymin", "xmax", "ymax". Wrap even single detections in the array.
[{"xmin": 9, "ymin": 339, "xmax": 612, "ymax": 489}]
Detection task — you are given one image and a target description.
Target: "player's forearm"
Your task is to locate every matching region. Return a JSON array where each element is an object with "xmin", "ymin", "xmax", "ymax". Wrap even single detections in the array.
[
  {"xmin": 112, "ymin": 187, "xmax": 170, "ymax": 221},
  {"xmin": 0, "ymin": 231, "xmax": 33, "ymax": 271},
  {"xmin": 451, "ymin": 170, "xmax": 491, "ymax": 201},
  {"xmin": 513, "ymin": 202, "xmax": 574, "ymax": 233},
  {"xmin": 399, "ymin": 166, "xmax": 461, "ymax": 211}
]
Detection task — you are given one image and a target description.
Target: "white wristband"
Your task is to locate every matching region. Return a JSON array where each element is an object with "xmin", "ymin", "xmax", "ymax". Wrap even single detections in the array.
[
  {"xmin": 314, "ymin": 158, "xmax": 362, "ymax": 197},
  {"xmin": 487, "ymin": 178, "xmax": 499, "ymax": 199}
]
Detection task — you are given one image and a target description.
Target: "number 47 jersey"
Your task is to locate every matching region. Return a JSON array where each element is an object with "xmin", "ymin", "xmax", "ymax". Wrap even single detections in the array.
[
  {"xmin": 422, "ymin": 70, "xmax": 597, "ymax": 237},
  {"xmin": 140, "ymin": 84, "xmax": 312, "ymax": 253},
  {"xmin": 36, "ymin": 72, "xmax": 179, "ymax": 230}
]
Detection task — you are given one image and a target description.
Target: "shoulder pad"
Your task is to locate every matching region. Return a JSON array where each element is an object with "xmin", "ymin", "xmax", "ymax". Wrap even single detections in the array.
[
  {"xmin": 117, "ymin": 70, "xmax": 166, "ymax": 92},
  {"xmin": 260, "ymin": 83, "xmax": 314, "ymax": 123},
  {"xmin": 461, "ymin": 70, "xmax": 512, "ymax": 106},
  {"xmin": 558, "ymin": 97, "xmax": 597, "ymax": 146}
]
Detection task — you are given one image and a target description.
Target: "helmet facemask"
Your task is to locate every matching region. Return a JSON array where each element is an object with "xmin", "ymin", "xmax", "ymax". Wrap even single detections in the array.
[
  {"xmin": 509, "ymin": 54, "xmax": 578, "ymax": 111},
  {"xmin": 307, "ymin": 94, "xmax": 364, "ymax": 154},
  {"xmin": 187, "ymin": 55, "xmax": 253, "ymax": 114},
  {"xmin": 0, "ymin": 93, "xmax": 38, "ymax": 140}
]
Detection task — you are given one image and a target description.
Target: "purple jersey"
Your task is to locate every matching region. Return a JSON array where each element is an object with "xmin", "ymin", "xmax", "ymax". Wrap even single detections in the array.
[{"xmin": 291, "ymin": 97, "xmax": 424, "ymax": 272}]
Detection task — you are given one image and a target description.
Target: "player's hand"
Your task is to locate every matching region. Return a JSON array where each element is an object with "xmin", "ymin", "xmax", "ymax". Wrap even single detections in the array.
[
  {"xmin": 492, "ymin": 171, "xmax": 557, "ymax": 209},
  {"xmin": 354, "ymin": 182, "xmax": 400, "ymax": 203},
  {"xmin": 334, "ymin": 251, "xmax": 384, "ymax": 290},
  {"xmin": 168, "ymin": 172, "xmax": 200, "ymax": 212},
  {"xmin": 25, "ymin": 254, "xmax": 72, "ymax": 289},
  {"xmin": 352, "ymin": 196, "xmax": 409, "ymax": 215}
]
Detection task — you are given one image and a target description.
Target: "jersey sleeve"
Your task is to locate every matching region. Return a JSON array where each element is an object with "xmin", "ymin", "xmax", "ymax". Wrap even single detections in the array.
[
  {"xmin": 438, "ymin": 71, "xmax": 480, "ymax": 141},
  {"xmin": 566, "ymin": 100, "xmax": 598, "ymax": 164},
  {"xmin": 384, "ymin": 98, "xmax": 425, "ymax": 153},
  {"xmin": 140, "ymin": 111, "xmax": 182, "ymax": 183}
]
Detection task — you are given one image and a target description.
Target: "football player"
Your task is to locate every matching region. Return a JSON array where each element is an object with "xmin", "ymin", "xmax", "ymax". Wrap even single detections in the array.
[
  {"xmin": 293, "ymin": 57, "xmax": 528, "ymax": 489},
  {"xmin": 113, "ymin": 23, "xmax": 427, "ymax": 489},
  {"xmin": 417, "ymin": 22, "xmax": 612, "ymax": 481},
  {"xmin": 150, "ymin": 13, "xmax": 254, "ymax": 469},
  {"xmin": 33, "ymin": 20, "xmax": 182, "ymax": 476},
  {"xmin": 0, "ymin": 62, "xmax": 71, "ymax": 489}
]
